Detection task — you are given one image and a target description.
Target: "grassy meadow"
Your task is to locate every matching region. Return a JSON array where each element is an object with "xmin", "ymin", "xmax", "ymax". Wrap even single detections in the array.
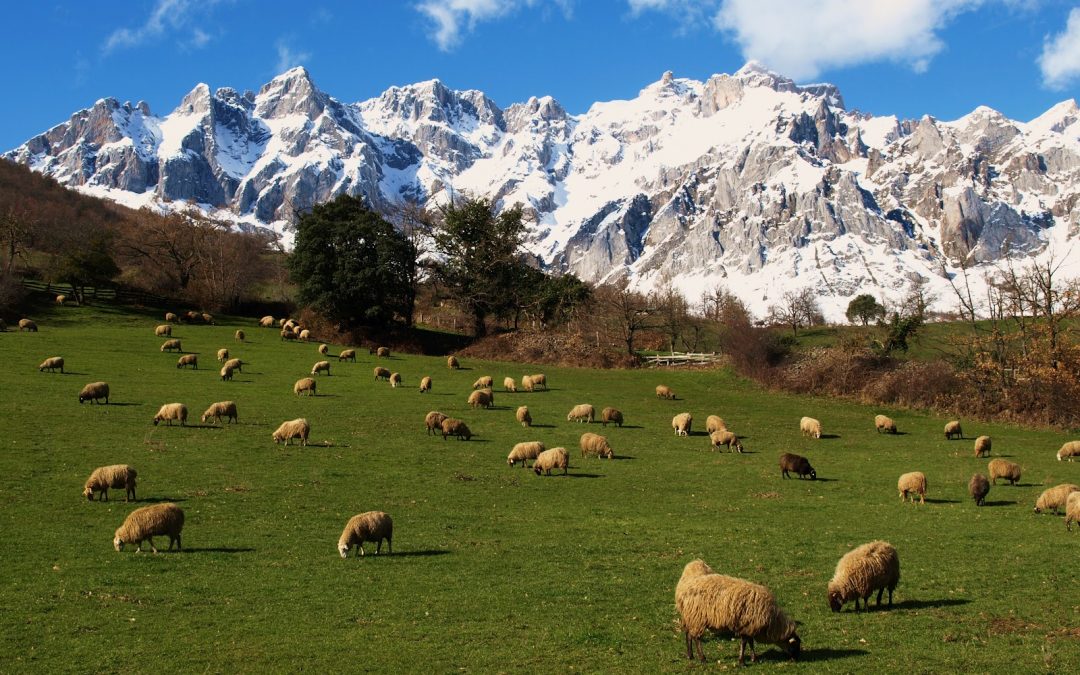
[{"xmin": 0, "ymin": 303, "xmax": 1077, "ymax": 673}]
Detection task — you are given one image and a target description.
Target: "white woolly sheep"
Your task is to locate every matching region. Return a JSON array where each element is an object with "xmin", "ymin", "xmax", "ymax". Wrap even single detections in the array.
[
  {"xmin": 969, "ymin": 474, "xmax": 990, "ymax": 506},
  {"xmin": 338, "ymin": 348, "xmax": 356, "ymax": 362},
  {"xmin": 1057, "ymin": 441, "xmax": 1080, "ymax": 462},
  {"xmin": 234, "ymin": 329, "xmax": 245, "ymax": 341},
  {"xmin": 312, "ymin": 360, "xmax": 331, "ymax": 376},
  {"xmin": 419, "ymin": 376, "xmax": 431, "ymax": 393},
  {"xmin": 84, "ymin": 464, "xmax": 137, "ymax": 502},
  {"xmin": 705, "ymin": 415, "xmax": 727, "ymax": 434},
  {"xmin": 201, "ymin": 313, "xmax": 214, "ymax": 325},
  {"xmin": 874, "ymin": 414, "xmax": 897, "ymax": 434},
  {"xmin": 1065, "ymin": 492, "xmax": 1080, "ymax": 531},
  {"xmin": 153, "ymin": 403, "xmax": 188, "ymax": 426},
  {"xmin": 988, "ymin": 458, "xmax": 1021, "ymax": 486},
  {"xmin": 220, "ymin": 364, "xmax": 235, "ymax": 381},
  {"xmin": 710, "ymin": 430, "xmax": 744, "ymax": 453},
  {"xmin": 516, "ymin": 405, "xmax": 532, "ymax": 427},
  {"xmin": 389, "ymin": 372, "xmax": 402, "ymax": 388},
  {"xmin": 217, "ymin": 348, "xmax": 229, "ymax": 362},
  {"xmin": 441, "ymin": 418, "xmax": 472, "ymax": 441},
  {"xmin": 827, "ymin": 540, "xmax": 900, "ymax": 612},
  {"xmin": 601, "ymin": 407, "xmax": 623, "ymax": 427},
  {"xmin": 468, "ymin": 389, "xmax": 494, "ymax": 409},
  {"xmin": 201, "ymin": 401, "xmax": 238, "ymax": 424},
  {"xmin": 655, "ymin": 384, "xmax": 675, "ymax": 400},
  {"xmin": 19, "ymin": 318, "xmax": 38, "ymax": 332},
  {"xmin": 473, "ymin": 375, "xmax": 493, "ymax": 389},
  {"xmin": 155, "ymin": 324, "xmax": 172, "ymax": 337},
  {"xmin": 672, "ymin": 412, "xmax": 693, "ymax": 436},
  {"xmin": 38, "ymin": 356, "xmax": 64, "ymax": 373},
  {"xmin": 944, "ymin": 420, "xmax": 963, "ymax": 440},
  {"xmin": 259, "ymin": 315, "xmax": 275, "ymax": 327},
  {"xmin": 533, "ymin": 447, "xmax": 569, "ymax": 476},
  {"xmin": 299, "ymin": 329, "xmax": 311, "ymax": 341},
  {"xmin": 160, "ymin": 339, "xmax": 182, "ymax": 352},
  {"xmin": 78, "ymin": 381, "xmax": 110, "ymax": 404},
  {"xmin": 373, "ymin": 366, "xmax": 391, "ymax": 381},
  {"xmin": 529, "ymin": 373, "xmax": 547, "ymax": 390},
  {"xmin": 974, "ymin": 435, "xmax": 992, "ymax": 458},
  {"xmin": 273, "ymin": 418, "xmax": 310, "ymax": 446},
  {"xmin": 425, "ymin": 411, "xmax": 448, "ymax": 435},
  {"xmin": 113, "ymin": 503, "xmax": 184, "ymax": 553},
  {"xmin": 1034, "ymin": 484, "xmax": 1080, "ymax": 514},
  {"xmin": 318, "ymin": 343, "xmax": 328, "ymax": 355},
  {"xmin": 580, "ymin": 432, "xmax": 613, "ymax": 459},
  {"xmin": 522, "ymin": 375, "xmax": 535, "ymax": 392},
  {"xmin": 176, "ymin": 354, "xmax": 198, "ymax": 369},
  {"xmin": 503, "ymin": 377, "xmax": 517, "ymax": 393},
  {"xmin": 338, "ymin": 511, "xmax": 393, "ymax": 558},
  {"xmin": 447, "ymin": 355, "xmax": 460, "ymax": 369},
  {"xmin": 567, "ymin": 403, "xmax": 595, "ymax": 423},
  {"xmin": 897, "ymin": 471, "xmax": 927, "ymax": 504},
  {"xmin": 223, "ymin": 357, "xmax": 243, "ymax": 373},
  {"xmin": 376, "ymin": 347, "xmax": 390, "ymax": 357},
  {"xmin": 800, "ymin": 416, "xmax": 822, "ymax": 439},
  {"xmin": 294, "ymin": 377, "xmax": 317, "ymax": 396},
  {"xmin": 165, "ymin": 312, "xmax": 178, "ymax": 323},
  {"xmin": 55, "ymin": 294, "xmax": 66, "ymax": 305},
  {"xmin": 280, "ymin": 328, "xmax": 298, "ymax": 341},
  {"xmin": 507, "ymin": 441, "xmax": 545, "ymax": 468}
]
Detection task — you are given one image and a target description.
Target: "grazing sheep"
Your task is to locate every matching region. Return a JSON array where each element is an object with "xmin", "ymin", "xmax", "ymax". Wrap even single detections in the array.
[
  {"xmin": 601, "ymin": 407, "xmax": 624, "ymax": 428},
  {"xmin": 944, "ymin": 420, "xmax": 963, "ymax": 440},
  {"xmin": 165, "ymin": 312, "xmax": 178, "ymax": 323},
  {"xmin": 176, "ymin": 354, "xmax": 198, "ymax": 369},
  {"xmin": 530, "ymin": 373, "xmax": 547, "ymax": 390},
  {"xmin": 19, "ymin": 318, "xmax": 38, "ymax": 332},
  {"xmin": 655, "ymin": 384, "xmax": 675, "ymax": 400},
  {"xmin": 516, "ymin": 405, "xmax": 532, "ymax": 428},
  {"xmin": 184, "ymin": 311, "xmax": 199, "ymax": 323},
  {"xmin": 294, "ymin": 377, "xmax": 317, "ymax": 396},
  {"xmin": 217, "ymin": 348, "xmax": 229, "ymax": 362},
  {"xmin": 425, "ymin": 411, "xmax": 448, "ymax": 435},
  {"xmin": 988, "ymin": 458, "xmax": 1021, "ymax": 486},
  {"xmin": 338, "ymin": 348, "xmax": 356, "ymax": 362},
  {"xmin": 1065, "ymin": 492, "xmax": 1080, "ymax": 531},
  {"xmin": 779, "ymin": 452, "xmax": 816, "ymax": 479},
  {"xmin": 113, "ymin": 503, "xmax": 184, "ymax": 553},
  {"xmin": 376, "ymin": 347, "xmax": 390, "ymax": 357},
  {"xmin": 567, "ymin": 403, "xmax": 595, "ymax": 423},
  {"xmin": 672, "ymin": 412, "xmax": 693, "ymax": 436},
  {"xmin": 874, "ymin": 414, "xmax": 897, "ymax": 434},
  {"xmin": 78, "ymin": 381, "xmax": 110, "ymax": 404},
  {"xmin": 282, "ymin": 319, "xmax": 296, "ymax": 331},
  {"xmin": 969, "ymin": 474, "xmax": 990, "ymax": 506},
  {"xmin": 468, "ymin": 389, "xmax": 494, "ymax": 409},
  {"xmin": 1034, "ymin": 484, "xmax": 1080, "ymax": 514},
  {"xmin": 155, "ymin": 324, "xmax": 172, "ymax": 337},
  {"xmin": 507, "ymin": 441, "xmax": 546, "ymax": 468},
  {"xmin": 201, "ymin": 401, "xmax": 238, "ymax": 424},
  {"xmin": 419, "ymin": 376, "xmax": 431, "ymax": 393},
  {"xmin": 318, "ymin": 343, "xmax": 328, "ymax": 355},
  {"xmin": 522, "ymin": 375, "xmax": 535, "ymax": 392},
  {"xmin": 974, "ymin": 435, "xmax": 992, "ymax": 458},
  {"xmin": 800, "ymin": 416, "xmax": 822, "ymax": 439},
  {"xmin": 223, "ymin": 357, "xmax": 243, "ymax": 373},
  {"xmin": 299, "ymin": 329, "xmax": 311, "ymax": 341},
  {"xmin": 473, "ymin": 375, "xmax": 493, "ymax": 389},
  {"xmin": 338, "ymin": 511, "xmax": 393, "ymax": 558},
  {"xmin": 83, "ymin": 464, "xmax": 137, "ymax": 502},
  {"xmin": 201, "ymin": 313, "xmax": 214, "ymax": 325},
  {"xmin": 897, "ymin": 471, "xmax": 927, "ymax": 504},
  {"xmin": 234, "ymin": 329, "xmax": 245, "ymax": 342},
  {"xmin": 280, "ymin": 329, "xmax": 298, "ymax": 341},
  {"xmin": 38, "ymin": 356, "xmax": 64, "ymax": 373},
  {"xmin": 311, "ymin": 360, "xmax": 331, "ymax": 376},
  {"xmin": 1057, "ymin": 441, "xmax": 1080, "ymax": 462},
  {"xmin": 676, "ymin": 571, "xmax": 801, "ymax": 665},
  {"xmin": 447, "ymin": 355, "xmax": 460, "ymax": 369},
  {"xmin": 705, "ymin": 415, "xmax": 727, "ymax": 433},
  {"xmin": 827, "ymin": 540, "xmax": 901, "ymax": 612},
  {"xmin": 55, "ymin": 294, "xmax": 66, "ymax": 305},
  {"xmin": 503, "ymin": 377, "xmax": 517, "ymax": 392},
  {"xmin": 374, "ymin": 366, "xmax": 391, "ymax": 381},
  {"xmin": 160, "ymin": 339, "xmax": 182, "ymax": 352},
  {"xmin": 389, "ymin": 372, "xmax": 402, "ymax": 388},
  {"xmin": 709, "ymin": 430, "xmax": 743, "ymax": 453},
  {"xmin": 153, "ymin": 403, "xmax": 188, "ymax": 426},
  {"xmin": 259, "ymin": 315, "xmax": 275, "ymax": 327},
  {"xmin": 533, "ymin": 447, "xmax": 569, "ymax": 476},
  {"xmin": 441, "ymin": 418, "xmax": 472, "ymax": 441},
  {"xmin": 272, "ymin": 418, "xmax": 310, "ymax": 446},
  {"xmin": 580, "ymin": 432, "xmax": 613, "ymax": 459},
  {"xmin": 220, "ymin": 364, "xmax": 235, "ymax": 381}
]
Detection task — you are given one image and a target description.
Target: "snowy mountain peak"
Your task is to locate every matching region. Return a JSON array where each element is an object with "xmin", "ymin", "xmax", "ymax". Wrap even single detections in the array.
[
  {"xmin": 176, "ymin": 83, "xmax": 212, "ymax": 116},
  {"xmin": 255, "ymin": 66, "xmax": 325, "ymax": 119},
  {"xmin": 1028, "ymin": 99, "xmax": 1079, "ymax": 136}
]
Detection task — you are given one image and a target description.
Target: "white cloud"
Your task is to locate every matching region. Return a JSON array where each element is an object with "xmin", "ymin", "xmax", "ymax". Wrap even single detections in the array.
[
  {"xmin": 416, "ymin": 0, "xmax": 572, "ymax": 51},
  {"xmin": 275, "ymin": 40, "xmax": 311, "ymax": 74},
  {"xmin": 1040, "ymin": 8, "xmax": 1080, "ymax": 89},
  {"xmin": 103, "ymin": 0, "xmax": 220, "ymax": 54}
]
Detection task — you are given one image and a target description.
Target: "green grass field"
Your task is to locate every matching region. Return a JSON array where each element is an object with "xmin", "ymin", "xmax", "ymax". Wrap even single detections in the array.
[{"xmin": 1, "ymin": 304, "xmax": 1077, "ymax": 673}]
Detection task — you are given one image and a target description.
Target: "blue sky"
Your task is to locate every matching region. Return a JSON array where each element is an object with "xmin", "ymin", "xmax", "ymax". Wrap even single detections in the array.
[{"xmin": 2, "ymin": 1, "xmax": 1079, "ymax": 150}]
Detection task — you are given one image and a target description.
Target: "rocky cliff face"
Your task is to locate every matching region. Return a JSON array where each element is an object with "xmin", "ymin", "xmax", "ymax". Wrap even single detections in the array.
[{"xmin": 7, "ymin": 63, "xmax": 1080, "ymax": 319}]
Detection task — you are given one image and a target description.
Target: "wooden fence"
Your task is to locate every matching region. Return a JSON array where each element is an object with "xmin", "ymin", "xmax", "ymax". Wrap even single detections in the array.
[{"xmin": 642, "ymin": 352, "xmax": 723, "ymax": 367}]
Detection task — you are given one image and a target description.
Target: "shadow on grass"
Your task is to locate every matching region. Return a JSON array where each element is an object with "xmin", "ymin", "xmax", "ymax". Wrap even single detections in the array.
[
  {"xmin": 610, "ymin": 455, "xmax": 635, "ymax": 461},
  {"xmin": 895, "ymin": 598, "xmax": 970, "ymax": 610},
  {"xmin": 386, "ymin": 549, "xmax": 451, "ymax": 557},
  {"xmin": 62, "ymin": 371, "xmax": 89, "ymax": 376},
  {"xmin": 819, "ymin": 433, "xmax": 841, "ymax": 439},
  {"xmin": 138, "ymin": 497, "xmax": 187, "ymax": 503},
  {"xmin": 567, "ymin": 473, "xmax": 603, "ymax": 479},
  {"xmin": 980, "ymin": 500, "xmax": 1016, "ymax": 507},
  {"xmin": 924, "ymin": 498, "xmax": 961, "ymax": 504},
  {"xmin": 810, "ymin": 477, "xmax": 839, "ymax": 482},
  {"xmin": 612, "ymin": 424, "xmax": 644, "ymax": 429},
  {"xmin": 185, "ymin": 424, "xmax": 223, "ymax": 430},
  {"xmin": 798, "ymin": 647, "xmax": 870, "ymax": 663},
  {"xmin": 107, "ymin": 402, "xmax": 142, "ymax": 407},
  {"xmin": 529, "ymin": 424, "xmax": 557, "ymax": 429},
  {"xmin": 182, "ymin": 547, "xmax": 255, "ymax": 554}
]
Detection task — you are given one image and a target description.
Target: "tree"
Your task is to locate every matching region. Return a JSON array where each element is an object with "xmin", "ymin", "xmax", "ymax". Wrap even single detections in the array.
[
  {"xmin": 845, "ymin": 294, "xmax": 886, "ymax": 326},
  {"xmin": 289, "ymin": 195, "xmax": 418, "ymax": 330},
  {"xmin": 597, "ymin": 284, "xmax": 654, "ymax": 357},
  {"xmin": 768, "ymin": 288, "xmax": 822, "ymax": 335},
  {"xmin": 57, "ymin": 235, "xmax": 119, "ymax": 304}
]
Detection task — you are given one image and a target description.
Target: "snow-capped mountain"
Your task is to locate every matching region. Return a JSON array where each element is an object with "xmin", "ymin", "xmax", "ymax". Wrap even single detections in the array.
[{"xmin": 7, "ymin": 64, "xmax": 1080, "ymax": 320}]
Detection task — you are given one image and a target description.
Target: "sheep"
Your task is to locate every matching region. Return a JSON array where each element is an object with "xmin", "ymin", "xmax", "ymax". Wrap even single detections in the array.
[
  {"xmin": 897, "ymin": 471, "xmax": 927, "ymax": 504},
  {"xmin": 705, "ymin": 415, "xmax": 727, "ymax": 433},
  {"xmin": 234, "ymin": 329, "xmax": 245, "ymax": 342},
  {"xmin": 709, "ymin": 430, "xmax": 744, "ymax": 453},
  {"xmin": 507, "ymin": 441, "xmax": 545, "ymax": 468},
  {"xmin": 38, "ymin": 356, "xmax": 64, "ymax": 373},
  {"xmin": 874, "ymin": 414, "xmax": 897, "ymax": 434},
  {"xmin": 468, "ymin": 389, "xmax": 494, "ymax": 409},
  {"xmin": 217, "ymin": 348, "xmax": 229, "ymax": 362},
  {"xmin": 176, "ymin": 354, "xmax": 198, "ymax": 369},
  {"xmin": 944, "ymin": 420, "xmax": 963, "ymax": 440},
  {"xmin": 1065, "ymin": 492, "xmax": 1080, "ymax": 531},
  {"xmin": 318, "ymin": 343, "xmax": 328, "ymax": 355},
  {"xmin": 827, "ymin": 540, "xmax": 901, "ymax": 613},
  {"xmin": 447, "ymin": 355, "xmax": 460, "ymax": 369},
  {"xmin": 155, "ymin": 324, "xmax": 172, "ymax": 337},
  {"xmin": 800, "ymin": 416, "xmax": 822, "ymax": 439},
  {"xmin": 376, "ymin": 347, "xmax": 390, "ymax": 358},
  {"xmin": 672, "ymin": 412, "xmax": 692, "ymax": 436},
  {"xmin": 160, "ymin": 339, "xmax": 182, "ymax": 352},
  {"xmin": 272, "ymin": 418, "xmax": 310, "ymax": 446},
  {"xmin": 83, "ymin": 464, "xmax": 137, "ymax": 502},
  {"xmin": 78, "ymin": 381, "xmax": 109, "ymax": 404},
  {"xmin": 389, "ymin": 372, "xmax": 402, "ymax": 388},
  {"xmin": 530, "ymin": 373, "xmax": 547, "ymax": 390},
  {"xmin": 533, "ymin": 447, "xmax": 569, "ymax": 476},
  {"xmin": 373, "ymin": 366, "xmax": 391, "ymax": 381},
  {"xmin": 601, "ymin": 407, "xmax": 624, "ymax": 427},
  {"xmin": 522, "ymin": 375, "xmax": 535, "ymax": 392},
  {"xmin": 201, "ymin": 401, "xmax": 238, "ymax": 424},
  {"xmin": 515, "ymin": 405, "xmax": 532, "ymax": 428},
  {"xmin": 969, "ymin": 474, "xmax": 990, "ymax": 506},
  {"xmin": 299, "ymin": 329, "xmax": 311, "ymax": 341},
  {"xmin": 338, "ymin": 511, "xmax": 393, "ymax": 558},
  {"xmin": 580, "ymin": 432, "xmax": 613, "ymax": 459},
  {"xmin": 503, "ymin": 377, "xmax": 517, "ymax": 393},
  {"xmin": 988, "ymin": 458, "xmax": 1021, "ymax": 486},
  {"xmin": 153, "ymin": 403, "xmax": 188, "ymax": 426},
  {"xmin": 1034, "ymin": 484, "xmax": 1080, "ymax": 514},
  {"xmin": 19, "ymin": 318, "xmax": 38, "ymax": 332},
  {"xmin": 675, "ymin": 559, "xmax": 716, "ymax": 607},
  {"xmin": 282, "ymin": 319, "xmax": 295, "ymax": 330},
  {"xmin": 55, "ymin": 294, "xmax": 66, "ymax": 305},
  {"xmin": 779, "ymin": 452, "xmax": 816, "ymax": 479},
  {"xmin": 164, "ymin": 312, "xmax": 179, "ymax": 323},
  {"xmin": 311, "ymin": 360, "xmax": 331, "ymax": 376},
  {"xmin": 974, "ymin": 435, "xmax": 992, "ymax": 458},
  {"xmin": 473, "ymin": 375, "xmax": 493, "ymax": 389},
  {"xmin": 676, "ymin": 571, "xmax": 801, "ymax": 665},
  {"xmin": 425, "ymin": 411, "xmax": 448, "ymax": 435},
  {"xmin": 259, "ymin": 315, "xmax": 275, "ymax": 327},
  {"xmin": 294, "ymin": 377, "xmax": 317, "ymax": 397},
  {"xmin": 441, "ymin": 418, "xmax": 472, "ymax": 441},
  {"xmin": 201, "ymin": 313, "xmax": 214, "ymax": 325},
  {"xmin": 419, "ymin": 376, "xmax": 431, "ymax": 393},
  {"xmin": 280, "ymin": 329, "xmax": 298, "ymax": 341},
  {"xmin": 223, "ymin": 357, "xmax": 243, "ymax": 373},
  {"xmin": 184, "ymin": 311, "xmax": 199, "ymax": 323},
  {"xmin": 655, "ymin": 384, "xmax": 675, "ymax": 400},
  {"xmin": 113, "ymin": 503, "xmax": 184, "ymax": 553},
  {"xmin": 338, "ymin": 348, "xmax": 356, "ymax": 362},
  {"xmin": 220, "ymin": 364, "xmax": 235, "ymax": 381},
  {"xmin": 1057, "ymin": 440, "xmax": 1080, "ymax": 461},
  {"xmin": 567, "ymin": 403, "xmax": 595, "ymax": 423}
]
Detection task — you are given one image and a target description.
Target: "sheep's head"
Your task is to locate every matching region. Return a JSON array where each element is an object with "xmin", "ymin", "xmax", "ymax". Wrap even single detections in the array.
[
  {"xmin": 507, "ymin": 457, "xmax": 516, "ymax": 467},
  {"xmin": 201, "ymin": 414, "xmax": 210, "ymax": 423},
  {"xmin": 783, "ymin": 634, "xmax": 801, "ymax": 661},
  {"xmin": 113, "ymin": 535, "xmax": 125, "ymax": 552},
  {"xmin": 827, "ymin": 590, "xmax": 843, "ymax": 612},
  {"xmin": 533, "ymin": 465, "xmax": 543, "ymax": 476},
  {"xmin": 338, "ymin": 544, "xmax": 349, "ymax": 559},
  {"xmin": 152, "ymin": 417, "xmax": 160, "ymax": 426},
  {"xmin": 808, "ymin": 468, "xmax": 817, "ymax": 480},
  {"xmin": 84, "ymin": 487, "xmax": 94, "ymax": 501},
  {"xmin": 272, "ymin": 432, "xmax": 282, "ymax": 444}
]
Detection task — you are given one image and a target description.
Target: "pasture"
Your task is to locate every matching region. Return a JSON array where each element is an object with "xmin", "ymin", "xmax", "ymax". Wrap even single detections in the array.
[{"xmin": 0, "ymin": 304, "xmax": 1077, "ymax": 672}]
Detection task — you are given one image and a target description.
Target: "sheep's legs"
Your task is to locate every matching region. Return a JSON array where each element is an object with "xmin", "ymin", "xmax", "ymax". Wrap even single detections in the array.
[
  {"xmin": 684, "ymin": 632, "xmax": 694, "ymax": 660},
  {"xmin": 876, "ymin": 588, "xmax": 884, "ymax": 606},
  {"xmin": 695, "ymin": 636, "xmax": 706, "ymax": 662}
]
